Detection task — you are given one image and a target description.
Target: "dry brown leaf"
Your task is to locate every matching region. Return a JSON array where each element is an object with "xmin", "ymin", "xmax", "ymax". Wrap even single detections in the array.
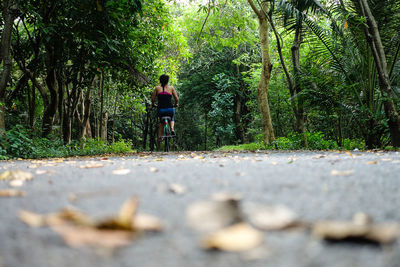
[
  {"xmin": 28, "ymin": 164, "xmax": 38, "ymax": 169},
  {"xmin": 366, "ymin": 161, "xmax": 378, "ymax": 165},
  {"xmin": 35, "ymin": 170, "xmax": 48, "ymax": 175},
  {"xmin": 0, "ymin": 170, "xmax": 33, "ymax": 181},
  {"xmin": 202, "ymin": 223, "xmax": 263, "ymax": 252},
  {"xmin": 19, "ymin": 210, "xmax": 45, "ymax": 227},
  {"xmin": 149, "ymin": 167, "xmax": 159, "ymax": 173},
  {"xmin": 169, "ymin": 183, "xmax": 186, "ymax": 195},
  {"xmin": 52, "ymin": 225, "xmax": 134, "ymax": 248},
  {"xmin": 79, "ymin": 163, "xmax": 105, "ymax": 169},
  {"xmin": 312, "ymin": 213, "xmax": 400, "ymax": 244},
  {"xmin": 0, "ymin": 189, "xmax": 25, "ymax": 197},
  {"xmin": 116, "ymin": 197, "xmax": 138, "ymax": 229},
  {"xmin": 244, "ymin": 203, "xmax": 299, "ymax": 231},
  {"xmin": 112, "ymin": 169, "xmax": 131, "ymax": 175},
  {"xmin": 186, "ymin": 198, "xmax": 241, "ymax": 232},
  {"xmin": 313, "ymin": 155, "xmax": 326, "ymax": 159},
  {"xmin": 133, "ymin": 214, "xmax": 163, "ymax": 232},
  {"xmin": 9, "ymin": 179, "xmax": 25, "ymax": 187},
  {"xmin": 330, "ymin": 170, "xmax": 354, "ymax": 176}
]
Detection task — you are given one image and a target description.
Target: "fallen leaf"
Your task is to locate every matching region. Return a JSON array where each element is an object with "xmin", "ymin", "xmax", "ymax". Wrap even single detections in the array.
[
  {"xmin": 116, "ymin": 197, "xmax": 138, "ymax": 229},
  {"xmin": 202, "ymin": 223, "xmax": 263, "ymax": 252},
  {"xmin": 52, "ymin": 225, "xmax": 134, "ymax": 248},
  {"xmin": 366, "ymin": 161, "xmax": 378, "ymax": 165},
  {"xmin": 381, "ymin": 158, "xmax": 392, "ymax": 162},
  {"xmin": 312, "ymin": 213, "xmax": 400, "ymax": 244},
  {"xmin": 243, "ymin": 203, "xmax": 299, "ymax": 230},
  {"xmin": 19, "ymin": 197, "xmax": 163, "ymax": 249},
  {"xmin": 0, "ymin": 170, "xmax": 33, "ymax": 181},
  {"xmin": 330, "ymin": 170, "xmax": 354, "ymax": 176},
  {"xmin": 0, "ymin": 189, "xmax": 25, "ymax": 197},
  {"xmin": 186, "ymin": 197, "xmax": 241, "ymax": 232},
  {"xmin": 149, "ymin": 167, "xmax": 159, "ymax": 173},
  {"xmin": 169, "ymin": 183, "xmax": 186, "ymax": 195},
  {"xmin": 133, "ymin": 214, "xmax": 163, "ymax": 232},
  {"xmin": 19, "ymin": 210, "xmax": 45, "ymax": 227},
  {"xmin": 27, "ymin": 165, "xmax": 38, "ymax": 169},
  {"xmin": 79, "ymin": 163, "xmax": 105, "ymax": 169},
  {"xmin": 9, "ymin": 179, "xmax": 25, "ymax": 187},
  {"xmin": 112, "ymin": 169, "xmax": 131, "ymax": 175},
  {"xmin": 35, "ymin": 170, "xmax": 48, "ymax": 175},
  {"xmin": 313, "ymin": 155, "xmax": 326, "ymax": 159},
  {"xmin": 270, "ymin": 162, "xmax": 279, "ymax": 165}
]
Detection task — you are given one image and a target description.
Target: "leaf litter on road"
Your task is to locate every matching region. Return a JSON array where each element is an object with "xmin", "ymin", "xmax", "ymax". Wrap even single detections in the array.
[
  {"xmin": 0, "ymin": 170, "xmax": 34, "ymax": 187},
  {"xmin": 79, "ymin": 162, "xmax": 105, "ymax": 169},
  {"xmin": 19, "ymin": 196, "xmax": 163, "ymax": 249}
]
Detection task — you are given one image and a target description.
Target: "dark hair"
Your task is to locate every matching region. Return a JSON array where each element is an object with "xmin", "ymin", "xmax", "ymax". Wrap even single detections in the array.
[{"xmin": 159, "ymin": 74, "xmax": 169, "ymax": 88}]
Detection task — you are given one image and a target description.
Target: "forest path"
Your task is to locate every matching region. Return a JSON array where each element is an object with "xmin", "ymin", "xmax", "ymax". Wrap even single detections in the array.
[{"xmin": 1, "ymin": 151, "xmax": 400, "ymax": 267}]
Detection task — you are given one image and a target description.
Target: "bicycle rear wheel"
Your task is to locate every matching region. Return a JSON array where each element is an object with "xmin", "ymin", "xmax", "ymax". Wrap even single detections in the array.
[{"xmin": 163, "ymin": 123, "xmax": 171, "ymax": 152}]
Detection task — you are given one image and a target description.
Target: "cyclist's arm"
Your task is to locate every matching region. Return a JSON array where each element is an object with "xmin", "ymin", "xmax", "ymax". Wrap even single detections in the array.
[
  {"xmin": 151, "ymin": 87, "xmax": 157, "ymax": 106},
  {"xmin": 172, "ymin": 87, "xmax": 179, "ymax": 106}
]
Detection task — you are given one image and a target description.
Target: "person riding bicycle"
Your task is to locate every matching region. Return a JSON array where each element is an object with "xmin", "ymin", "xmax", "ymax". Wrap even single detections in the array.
[{"xmin": 151, "ymin": 74, "xmax": 179, "ymax": 142}]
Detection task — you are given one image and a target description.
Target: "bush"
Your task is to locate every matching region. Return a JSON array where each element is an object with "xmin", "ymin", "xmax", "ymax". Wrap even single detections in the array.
[
  {"xmin": 342, "ymin": 138, "xmax": 365, "ymax": 150},
  {"xmin": 0, "ymin": 125, "xmax": 33, "ymax": 159},
  {"xmin": 217, "ymin": 142, "xmax": 265, "ymax": 151},
  {"xmin": 0, "ymin": 125, "xmax": 134, "ymax": 159}
]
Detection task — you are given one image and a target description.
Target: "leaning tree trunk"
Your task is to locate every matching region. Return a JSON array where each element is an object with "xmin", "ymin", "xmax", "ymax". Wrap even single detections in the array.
[
  {"xmin": 247, "ymin": 0, "xmax": 275, "ymax": 144},
  {"xmin": 0, "ymin": 0, "xmax": 17, "ymax": 132},
  {"xmin": 358, "ymin": 0, "xmax": 400, "ymax": 146}
]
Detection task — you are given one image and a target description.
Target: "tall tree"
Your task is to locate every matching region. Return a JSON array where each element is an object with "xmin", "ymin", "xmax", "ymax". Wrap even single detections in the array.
[
  {"xmin": 0, "ymin": 0, "xmax": 17, "ymax": 132},
  {"xmin": 247, "ymin": 0, "xmax": 275, "ymax": 144},
  {"xmin": 354, "ymin": 0, "xmax": 400, "ymax": 146}
]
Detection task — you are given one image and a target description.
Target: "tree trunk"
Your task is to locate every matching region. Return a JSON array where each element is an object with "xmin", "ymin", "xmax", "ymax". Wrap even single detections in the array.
[
  {"xmin": 143, "ymin": 103, "xmax": 150, "ymax": 149},
  {"xmin": 247, "ymin": 0, "xmax": 275, "ymax": 145},
  {"xmin": 291, "ymin": 24, "xmax": 308, "ymax": 147},
  {"xmin": 101, "ymin": 112, "xmax": 108, "ymax": 142},
  {"xmin": 359, "ymin": 0, "xmax": 400, "ymax": 146},
  {"xmin": 99, "ymin": 72, "xmax": 104, "ymax": 139},
  {"xmin": 257, "ymin": 10, "xmax": 275, "ymax": 144},
  {"xmin": 42, "ymin": 46, "xmax": 59, "ymax": 137},
  {"xmin": 0, "ymin": 0, "xmax": 17, "ymax": 132}
]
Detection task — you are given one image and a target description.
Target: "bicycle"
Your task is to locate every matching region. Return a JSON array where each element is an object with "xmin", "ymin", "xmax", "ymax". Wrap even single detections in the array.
[{"xmin": 161, "ymin": 116, "xmax": 174, "ymax": 152}]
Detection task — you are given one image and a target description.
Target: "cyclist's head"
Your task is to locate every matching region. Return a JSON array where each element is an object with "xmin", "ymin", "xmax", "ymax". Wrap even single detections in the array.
[{"xmin": 159, "ymin": 74, "xmax": 169, "ymax": 87}]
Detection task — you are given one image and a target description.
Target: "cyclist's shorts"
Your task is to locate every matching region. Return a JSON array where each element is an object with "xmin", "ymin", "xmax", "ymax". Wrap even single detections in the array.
[{"xmin": 158, "ymin": 108, "xmax": 175, "ymax": 122}]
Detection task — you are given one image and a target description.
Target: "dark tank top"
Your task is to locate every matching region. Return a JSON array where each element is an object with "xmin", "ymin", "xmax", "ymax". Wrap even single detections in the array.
[{"xmin": 157, "ymin": 86, "xmax": 173, "ymax": 109}]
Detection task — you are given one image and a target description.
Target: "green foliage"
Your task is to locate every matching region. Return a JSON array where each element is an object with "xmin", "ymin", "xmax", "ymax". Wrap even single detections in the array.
[
  {"xmin": 216, "ymin": 132, "xmax": 366, "ymax": 151},
  {"xmin": 216, "ymin": 142, "xmax": 265, "ymax": 152},
  {"xmin": 0, "ymin": 125, "xmax": 134, "ymax": 159},
  {"xmin": 0, "ymin": 125, "xmax": 33, "ymax": 159}
]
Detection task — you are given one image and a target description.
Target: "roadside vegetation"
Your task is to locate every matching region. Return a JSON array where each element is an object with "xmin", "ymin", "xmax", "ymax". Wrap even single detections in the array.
[{"xmin": 1, "ymin": 0, "xmax": 399, "ymax": 158}]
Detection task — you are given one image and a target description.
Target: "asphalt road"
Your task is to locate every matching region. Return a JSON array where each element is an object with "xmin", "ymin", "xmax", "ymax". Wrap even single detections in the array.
[{"xmin": 1, "ymin": 150, "xmax": 400, "ymax": 267}]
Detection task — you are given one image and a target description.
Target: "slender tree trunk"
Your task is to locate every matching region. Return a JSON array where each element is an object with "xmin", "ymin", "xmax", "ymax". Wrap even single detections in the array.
[
  {"xmin": 291, "ymin": 24, "xmax": 308, "ymax": 147},
  {"xmin": 99, "ymin": 72, "xmax": 104, "ymax": 139},
  {"xmin": 143, "ymin": 103, "xmax": 150, "ymax": 149},
  {"xmin": 101, "ymin": 112, "xmax": 108, "ymax": 142},
  {"xmin": 358, "ymin": 0, "xmax": 400, "ymax": 146},
  {"xmin": 42, "ymin": 45, "xmax": 59, "ymax": 137},
  {"xmin": 0, "ymin": 0, "xmax": 17, "ymax": 132},
  {"xmin": 247, "ymin": 0, "xmax": 274, "ymax": 144}
]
